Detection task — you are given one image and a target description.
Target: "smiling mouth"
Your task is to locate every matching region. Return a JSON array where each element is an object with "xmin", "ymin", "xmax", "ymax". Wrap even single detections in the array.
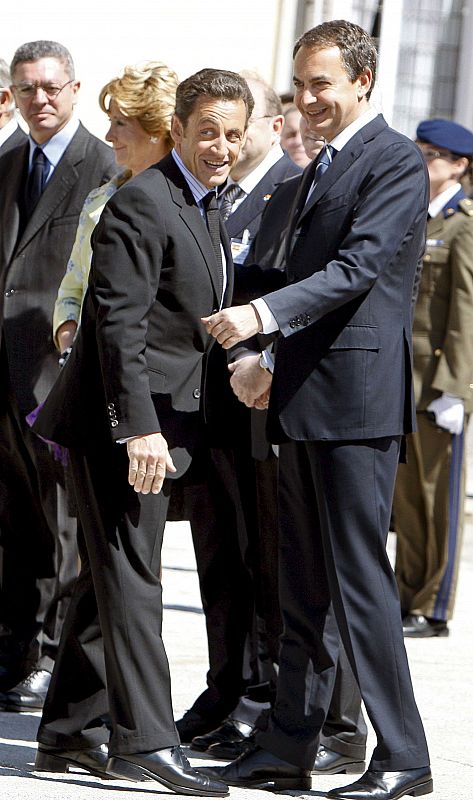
[{"xmin": 204, "ymin": 160, "xmax": 228, "ymax": 169}]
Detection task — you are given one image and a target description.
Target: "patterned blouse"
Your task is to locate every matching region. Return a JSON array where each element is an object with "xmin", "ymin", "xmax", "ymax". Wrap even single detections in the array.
[{"xmin": 52, "ymin": 169, "xmax": 131, "ymax": 347}]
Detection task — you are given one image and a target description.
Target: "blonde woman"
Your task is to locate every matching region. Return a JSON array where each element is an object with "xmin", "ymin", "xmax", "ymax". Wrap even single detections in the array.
[{"xmin": 53, "ymin": 61, "xmax": 178, "ymax": 357}]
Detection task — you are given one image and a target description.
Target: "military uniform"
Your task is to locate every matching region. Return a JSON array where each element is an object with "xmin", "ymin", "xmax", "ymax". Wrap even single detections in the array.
[{"xmin": 393, "ymin": 187, "xmax": 473, "ymax": 624}]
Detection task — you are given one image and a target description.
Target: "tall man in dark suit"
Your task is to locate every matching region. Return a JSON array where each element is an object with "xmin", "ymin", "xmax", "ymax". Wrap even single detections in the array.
[
  {"xmin": 0, "ymin": 41, "xmax": 115, "ymax": 708},
  {"xmin": 30, "ymin": 68, "xmax": 253, "ymax": 794},
  {"xmin": 177, "ymin": 74, "xmax": 300, "ymax": 746},
  {"xmin": 202, "ymin": 21, "xmax": 432, "ymax": 800},
  {"xmin": 0, "ymin": 59, "xmax": 26, "ymax": 154}
]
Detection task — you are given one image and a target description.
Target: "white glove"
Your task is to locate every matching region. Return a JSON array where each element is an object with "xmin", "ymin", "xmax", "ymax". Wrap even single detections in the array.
[{"xmin": 427, "ymin": 393, "xmax": 465, "ymax": 435}]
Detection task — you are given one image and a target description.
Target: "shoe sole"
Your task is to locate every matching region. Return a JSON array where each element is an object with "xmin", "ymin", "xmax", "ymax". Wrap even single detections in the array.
[
  {"xmin": 312, "ymin": 760, "xmax": 365, "ymax": 775},
  {"xmin": 107, "ymin": 756, "xmax": 229, "ymax": 796},
  {"xmin": 35, "ymin": 750, "xmax": 112, "ymax": 780},
  {"xmin": 224, "ymin": 776, "xmax": 312, "ymax": 790}
]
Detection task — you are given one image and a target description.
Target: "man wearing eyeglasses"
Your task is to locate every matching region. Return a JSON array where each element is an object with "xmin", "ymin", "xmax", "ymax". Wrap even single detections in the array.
[
  {"xmin": 393, "ymin": 118, "xmax": 473, "ymax": 639},
  {"xmin": 0, "ymin": 40, "xmax": 114, "ymax": 712}
]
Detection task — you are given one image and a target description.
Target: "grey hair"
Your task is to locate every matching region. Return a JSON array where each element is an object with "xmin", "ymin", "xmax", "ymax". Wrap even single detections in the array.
[
  {"xmin": 0, "ymin": 58, "xmax": 15, "ymax": 114},
  {"xmin": 11, "ymin": 41, "xmax": 75, "ymax": 80}
]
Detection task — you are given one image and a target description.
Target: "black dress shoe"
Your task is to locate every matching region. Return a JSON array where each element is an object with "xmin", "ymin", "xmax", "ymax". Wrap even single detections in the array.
[
  {"xmin": 199, "ymin": 743, "xmax": 312, "ymax": 790},
  {"xmin": 402, "ymin": 614, "xmax": 448, "ymax": 638},
  {"xmin": 208, "ymin": 731, "xmax": 257, "ymax": 760},
  {"xmin": 191, "ymin": 717, "xmax": 254, "ymax": 753},
  {"xmin": 1, "ymin": 669, "xmax": 51, "ymax": 711},
  {"xmin": 176, "ymin": 709, "xmax": 223, "ymax": 743},
  {"xmin": 326, "ymin": 767, "xmax": 433, "ymax": 799},
  {"xmin": 312, "ymin": 745, "xmax": 365, "ymax": 774},
  {"xmin": 35, "ymin": 743, "xmax": 111, "ymax": 779},
  {"xmin": 107, "ymin": 745, "xmax": 229, "ymax": 795}
]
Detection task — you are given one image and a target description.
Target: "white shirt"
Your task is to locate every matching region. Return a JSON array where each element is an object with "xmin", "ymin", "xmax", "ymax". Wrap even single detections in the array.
[
  {"xmin": 428, "ymin": 182, "xmax": 462, "ymax": 218},
  {"xmin": 225, "ymin": 144, "xmax": 285, "ymax": 215},
  {"xmin": 28, "ymin": 116, "xmax": 80, "ymax": 182},
  {"xmin": 0, "ymin": 117, "xmax": 20, "ymax": 149},
  {"xmin": 253, "ymin": 109, "xmax": 380, "ymax": 334}
]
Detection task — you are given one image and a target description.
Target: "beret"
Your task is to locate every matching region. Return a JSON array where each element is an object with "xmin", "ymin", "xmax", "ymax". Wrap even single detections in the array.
[{"xmin": 416, "ymin": 118, "xmax": 473, "ymax": 156}]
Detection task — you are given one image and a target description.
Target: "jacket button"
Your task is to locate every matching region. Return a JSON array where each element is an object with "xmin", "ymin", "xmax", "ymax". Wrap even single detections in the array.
[
  {"xmin": 424, "ymin": 254, "xmax": 431, "ymax": 262},
  {"xmin": 108, "ymin": 403, "xmax": 115, "ymax": 410},
  {"xmin": 193, "ymin": 388, "xmax": 201, "ymax": 399},
  {"xmin": 111, "ymin": 420, "xmax": 118, "ymax": 427},
  {"xmin": 4, "ymin": 288, "xmax": 15, "ymax": 297},
  {"xmin": 434, "ymin": 348, "xmax": 442, "ymax": 357},
  {"xmin": 289, "ymin": 320, "xmax": 296, "ymax": 329}
]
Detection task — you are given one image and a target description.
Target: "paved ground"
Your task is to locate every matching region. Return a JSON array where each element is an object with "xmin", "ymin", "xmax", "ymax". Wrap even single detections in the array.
[{"xmin": 0, "ymin": 427, "xmax": 472, "ymax": 799}]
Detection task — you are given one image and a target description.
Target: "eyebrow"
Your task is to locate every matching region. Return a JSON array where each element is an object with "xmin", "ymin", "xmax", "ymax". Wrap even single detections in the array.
[{"xmin": 293, "ymin": 73, "xmax": 331, "ymax": 83}]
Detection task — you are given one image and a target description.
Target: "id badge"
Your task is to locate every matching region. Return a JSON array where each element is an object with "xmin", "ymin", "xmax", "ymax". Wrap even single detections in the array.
[{"xmin": 231, "ymin": 238, "xmax": 251, "ymax": 264}]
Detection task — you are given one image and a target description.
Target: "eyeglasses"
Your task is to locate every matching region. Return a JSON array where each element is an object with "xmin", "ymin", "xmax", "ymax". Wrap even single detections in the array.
[
  {"xmin": 11, "ymin": 79, "xmax": 75, "ymax": 100},
  {"xmin": 417, "ymin": 145, "xmax": 458, "ymax": 163}
]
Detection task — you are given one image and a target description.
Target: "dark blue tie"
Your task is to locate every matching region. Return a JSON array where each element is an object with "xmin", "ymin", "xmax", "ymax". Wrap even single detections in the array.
[
  {"xmin": 25, "ymin": 146, "xmax": 49, "ymax": 218},
  {"xmin": 315, "ymin": 143, "xmax": 335, "ymax": 180}
]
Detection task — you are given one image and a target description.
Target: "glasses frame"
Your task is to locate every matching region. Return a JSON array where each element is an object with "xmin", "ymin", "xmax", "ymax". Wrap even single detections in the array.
[
  {"xmin": 11, "ymin": 79, "xmax": 75, "ymax": 101},
  {"xmin": 417, "ymin": 144, "xmax": 460, "ymax": 163}
]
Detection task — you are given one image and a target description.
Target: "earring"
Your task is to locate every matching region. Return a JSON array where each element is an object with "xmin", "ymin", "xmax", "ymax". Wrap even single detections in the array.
[{"xmin": 149, "ymin": 136, "xmax": 158, "ymax": 144}]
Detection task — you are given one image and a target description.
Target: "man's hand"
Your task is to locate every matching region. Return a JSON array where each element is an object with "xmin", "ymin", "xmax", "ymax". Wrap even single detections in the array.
[
  {"xmin": 127, "ymin": 432, "xmax": 176, "ymax": 494},
  {"xmin": 202, "ymin": 304, "xmax": 261, "ymax": 349},
  {"xmin": 228, "ymin": 354, "xmax": 272, "ymax": 407}
]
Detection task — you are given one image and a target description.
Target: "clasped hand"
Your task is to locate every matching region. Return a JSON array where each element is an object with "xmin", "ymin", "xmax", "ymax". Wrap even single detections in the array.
[
  {"xmin": 228, "ymin": 354, "xmax": 272, "ymax": 409},
  {"xmin": 127, "ymin": 432, "xmax": 176, "ymax": 494},
  {"xmin": 202, "ymin": 304, "xmax": 261, "ymax": 349}
]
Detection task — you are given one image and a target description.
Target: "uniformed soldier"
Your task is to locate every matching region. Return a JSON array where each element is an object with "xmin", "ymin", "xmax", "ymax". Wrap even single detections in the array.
[{"xmin": 393, "ymin": 118, "xmax": 473, "ymax": 637}]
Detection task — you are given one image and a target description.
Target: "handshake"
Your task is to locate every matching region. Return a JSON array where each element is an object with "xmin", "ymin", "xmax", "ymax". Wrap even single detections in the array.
[{"xmin": 202, "ymin": 304, "xmax": 272, "ymax": 409}]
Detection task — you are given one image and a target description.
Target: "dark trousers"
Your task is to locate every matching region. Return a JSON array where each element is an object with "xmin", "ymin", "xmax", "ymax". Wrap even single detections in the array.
[
  {"xmin": 38, "ymin": 438, "xmax": 179, "ymax": 756},
  {"xmin": 259, "ymin": 437, "xmax": 429, "ymax": 771},
  {"xmin": 0, "ymin": 362, "xmax": 78, "ymax": 677}
]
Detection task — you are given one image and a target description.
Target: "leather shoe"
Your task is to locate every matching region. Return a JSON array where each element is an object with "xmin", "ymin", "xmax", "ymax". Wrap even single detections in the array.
[
  {"xmin": 312, "ymin": 745, "xmax": 365, "ymax": 774},
  {"xmin": 35, "ymin": 743, "xmax": 111, "ymax": 779},
  {"xmin": 1, "ymin": 669, "xmax": 51, "ymax": 711},
  {"xmin": 107, "ymin": 745, "xmax": 229, "ymax": 795},
  {"xmin": 402, "ymin": 614, "xmax": 448, "ymax": 638},
  {"xmin": 191, "ymin": 717, "xmax": 254, "ymax": 753},
  {"xmin": 198, "ymin": 743, "xmax": 312, "ymax": 790},
  {"xmin": 326, "ymin": 767, "xmax": 433, "ymax": 798},
  {"xmin": 176, "ymin": 709, "xmax": 223, "ymax": 743},
  {"xmin": 208, "ymin": 731, "xmax": 257, "ymax": 760}
]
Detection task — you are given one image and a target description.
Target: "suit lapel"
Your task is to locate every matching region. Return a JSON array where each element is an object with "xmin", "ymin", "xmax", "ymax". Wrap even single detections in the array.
[
  {"xmin": 158, "ymin": 155, "xmax": 225, "ymax": 305},
  {"xmin": 0, "ymin": 144, "xmax": 27, "ymax": 267},
  {"xmin": 15, "ymin": 124, "xmax": 90, "ymax": 254}
]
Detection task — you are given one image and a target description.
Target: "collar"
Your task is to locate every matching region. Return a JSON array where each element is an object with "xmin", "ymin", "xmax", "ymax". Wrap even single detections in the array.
[
  {"xmin": 229, "ymin": 144, "xmax": 284, "ymax": 196},
  {"xmin": 428, "ymin": 183, "xmax": 462, "ymax": 218},
  {"xmin": 28, "ymin": 116, "xmax": 80, "ymax": 168},
  {"xmin": 171, "ymin": 148, "xmax": 213, "ymax": 206},
  {"xmin": 0, "ymin": 117, "xmax": 19, "ymax": 148},
  {"xmin": 328, "ymin": 107, "xmax": 379, "ymax": 153}
]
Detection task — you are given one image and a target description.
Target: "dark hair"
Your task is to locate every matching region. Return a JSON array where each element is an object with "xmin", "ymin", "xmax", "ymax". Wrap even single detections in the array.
[
  {"xmin": 175, "ymin": 68, "xmax": 254, "ymax": 127},
  {"xmin": 293, "ymin": 20, "xmax": 377, "ymax": 99},
  {"xmin": 11, "ymin": 41, "xmax": 75, "ymax": 80}
]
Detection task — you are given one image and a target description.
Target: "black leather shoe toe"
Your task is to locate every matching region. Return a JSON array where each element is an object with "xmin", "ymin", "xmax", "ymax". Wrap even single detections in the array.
[
  {"xmin": 3, "ymin": 669, "xmax": 51, "ymax": 711},
  {"xmin": 191, "ymin": 718, "xmax": 254, "ymax": 753},
  {"xmin": 208, "ymin": 732, "xmax": 257, "ymax": 760},
  {"xmin": 326, "ymin": 767, "xmax": 433, "ymax": 799},
  {"xmin": 312, "ymin": 745, "xmax": 365, "ymax": 775},
  {"xmin": 402, "ymin": 614, "xmax": 448, "ymax": 638},
  {"xmin": 36, "ymin": 744, "xmax": 111, "ymax": 779},
  {"xmin": 107, "ymin": 745, "xmax": 229, "ymax": 795},
  {"xmin": 199, "ymin": 743, "xmax": 312, "ymax": 790}
]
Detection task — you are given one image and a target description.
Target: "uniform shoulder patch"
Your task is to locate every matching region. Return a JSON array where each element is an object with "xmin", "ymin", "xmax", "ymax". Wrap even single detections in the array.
[{"xmin": 458, "ymin": 197, "xmax": 473, "ymax": 216}]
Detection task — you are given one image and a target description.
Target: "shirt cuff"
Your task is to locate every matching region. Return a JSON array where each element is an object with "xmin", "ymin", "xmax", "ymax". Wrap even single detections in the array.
[{"xmin": 251, "ymin": 298, "xmax": 279, "ymax": 334}]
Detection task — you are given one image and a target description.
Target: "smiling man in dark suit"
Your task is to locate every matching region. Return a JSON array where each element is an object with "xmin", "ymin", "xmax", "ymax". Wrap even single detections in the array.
[
  {"xmin": 0, "ymin": 41, "xmax": 115, "ymax": 709},
  {"xmin": 30, "ymin": 68, "xmax": 254, "ymax": 795},
  {"xmin": 202, "ymin": 20, "xmax": 432, "ymax": 800}
]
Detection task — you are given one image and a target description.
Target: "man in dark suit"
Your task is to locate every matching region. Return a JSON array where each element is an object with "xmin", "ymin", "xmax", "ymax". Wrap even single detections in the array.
[
  {"xmin": 0, "ymin": 59, "xmax": 26, "ymax": 154},
  {"xmin": 202, "ymin": 21, "xmax": 432, "ymax": 800},
  {"xmin": 176, "ymin": 74, "xmax": 300, "ymax": 748},
  {"xmin": 0, "ymin": 40, "xmax": 115, "ymax": 708},
  {"xmin": 30, "ymin": 68, "xmax": 253, "ymax": 794}
]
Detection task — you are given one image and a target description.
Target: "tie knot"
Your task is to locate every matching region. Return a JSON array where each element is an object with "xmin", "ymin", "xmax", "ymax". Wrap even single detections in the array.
[
  {"xmin": 202, "ymin": 190, "xmax": 218, "ymax": 212},
  {"xmin": 219, "ymin": 183, "xmax": 244, "ymax": 221},
  {"xmin": 317, "ymin": 144, "xmax": 335, "ymax": 168}
]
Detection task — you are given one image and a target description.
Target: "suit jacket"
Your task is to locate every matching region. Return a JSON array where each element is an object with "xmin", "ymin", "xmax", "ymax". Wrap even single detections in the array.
[
  {"xmin": 226, "ymin": 151, "xmax": 300, "ymax": 286},
  {"xmin": 0, "ymin": 122, "xmax": 115, "ymax": 414},
  {"xmin": 33, "ymin": 153, "xmax": 233, "ymax": 477},
  {"xmin": 0, "ymin": 124, "xmax": 27, "ymax": 155},
  {"xmin": 413, "ymin": 188, "xmax": 473, "ymax": 413},
  {"xmin": 263, "ymin": 114, "xmax": 429, "ymax": 443}
]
